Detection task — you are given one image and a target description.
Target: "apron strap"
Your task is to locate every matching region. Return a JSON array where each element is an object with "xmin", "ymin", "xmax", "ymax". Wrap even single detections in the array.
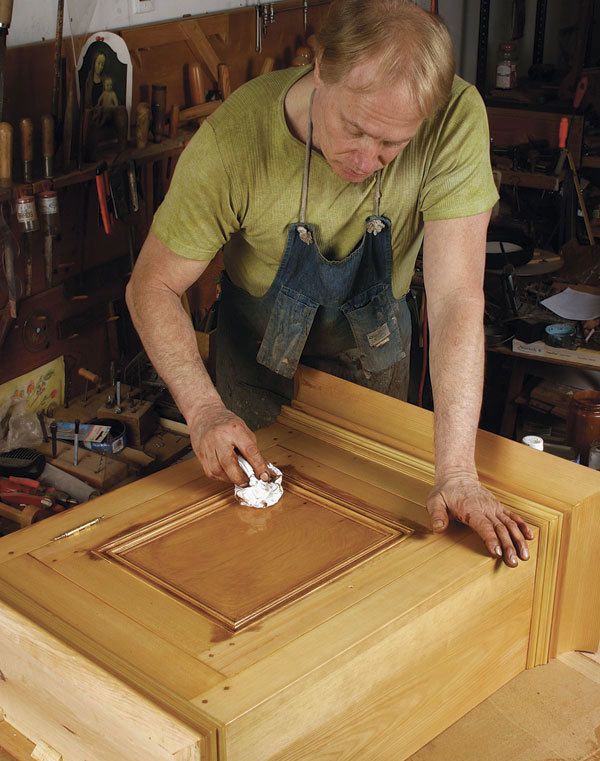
[
  {"xmin": 299, "ymin": 90, "xmax": 316, "ymax": 225},
  {"xmin": 374, "ymin": 170, "xmax": 383, "ymax": 217}
]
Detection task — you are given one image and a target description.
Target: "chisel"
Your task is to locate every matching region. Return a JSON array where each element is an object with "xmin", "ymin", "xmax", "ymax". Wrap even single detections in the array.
[
  {"xmin": 0, "ymin": 1, "xmax": 14, "ymax": 122},
  {"xmin": 52, "ymin": 0, "xmax": 65, "ymax": 125},
  {"xmin": 19, "ymin": 118, "xmax": 34, "ymax": 182},
  {"xmin": 0, "ymin": 120, "xmax": 12, "ymax": 187},
  {"xmin": 42, "ymin": 114, "xmax": 55, "ymax": 179}
]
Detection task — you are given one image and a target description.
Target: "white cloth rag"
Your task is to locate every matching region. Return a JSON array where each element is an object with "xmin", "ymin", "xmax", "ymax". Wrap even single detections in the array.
[{"xmin": 234, "ymin": 455, "xmax": 283, "ymax": 509}]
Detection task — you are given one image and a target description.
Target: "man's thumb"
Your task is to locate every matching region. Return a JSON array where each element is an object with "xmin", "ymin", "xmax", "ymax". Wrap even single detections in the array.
[{"xmin": 427, "ymin": 491, "xmax": 449, "ymax": 533}]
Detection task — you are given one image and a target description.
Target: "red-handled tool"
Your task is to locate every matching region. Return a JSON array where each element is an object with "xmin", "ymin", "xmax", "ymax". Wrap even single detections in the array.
[
  {"xmin": 558, "ymin": 116, "xmax": 594, "ymax": 245},
  {"xmin": 95, "ymin": 162, "xmax": 112, "ymax": 235}
]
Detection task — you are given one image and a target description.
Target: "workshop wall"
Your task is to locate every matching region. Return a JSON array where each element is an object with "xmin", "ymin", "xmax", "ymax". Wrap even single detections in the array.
[
  {"xmin": 0, "ymin": 1, "xmax": 332, "ymax": 398},
  {"xmin": 9, "ymin": 1, "xmax": 471, "ymax": 80},
  {"xmin": 8, "ymin": 0, "xmax": 252, "ymax": 47}
]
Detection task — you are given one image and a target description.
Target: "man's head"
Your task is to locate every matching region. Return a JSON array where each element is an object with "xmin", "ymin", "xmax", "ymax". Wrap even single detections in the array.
[{"xmin": 312, "ymin": 0, "xmax": 455, "ymax": 183}]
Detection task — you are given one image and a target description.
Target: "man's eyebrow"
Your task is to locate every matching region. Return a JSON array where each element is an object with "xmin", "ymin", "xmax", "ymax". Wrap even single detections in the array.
[{"xmin": 342, "ymin": 117, "xmax": 411, "ymax": 144}]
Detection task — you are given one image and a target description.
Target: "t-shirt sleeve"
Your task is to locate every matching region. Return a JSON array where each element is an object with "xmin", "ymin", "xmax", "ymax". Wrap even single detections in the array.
[
  {"xmin": 151, "ymin": 121, "xmax": 240, "ymax": 260},
  {"xmin": 419, "ymin": 85, "xmax": 499, "ymax": 221}
]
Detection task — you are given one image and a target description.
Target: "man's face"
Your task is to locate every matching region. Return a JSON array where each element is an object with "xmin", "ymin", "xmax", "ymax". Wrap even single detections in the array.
[{"xmin": 312, "ymin": 58, "xmax": 424, "ymax": 183}]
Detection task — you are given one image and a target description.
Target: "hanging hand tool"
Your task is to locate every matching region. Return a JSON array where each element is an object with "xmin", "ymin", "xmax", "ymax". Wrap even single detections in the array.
[
  {"xmin": 41, "ymin": 114, "xmax": 55, "ymax": 179},
  {"xmin": 256, "ymin": 5, "xmax": 262, "ymax": 53},
  {"xmin": 188, "ymin": 63, "xmax": 205, "ymax": 105},
  {"xmin": 108, "ymin": 163, "xmax": 138, "ymax": 268},
  {"xmin": 0, "ymin": 119, "xmax": 12, "ymax": 187},
  {"xmin": 557, "ymin": 116, "xmax": 594, "ymax": 244},
  {"xmin": 16, "ymin": 195, "xmax": 39, "ymax": 297},
  {"xmin": 0, "ymin": 1, "xmax": 14, "ymax": 122},
  {"xmin": 52, "ymin": 0, "xmax": 65, "ymax": 127},
  {"xmin": 126, "ymin": 160, "xmax": 139, "ymax": 213},
  {"xmin": 303, "ymin": 0, "xmax": 308, "ymax": 31},
  {"xmin": 19, "ymin": 118, "xmax": 34, "ymax": 182},
  {"xmin": 62, "ymin": 73, "xmax": 76, "ymax": 172},
  {"xmin": 38, "ymin": 189, "xmax": 60, "ymax": 288},
  {"xmin": 218, "ymin": 63, "xmax": 231, "ymax": 101},
  {"xmin": 0, "ymin": 200, "xmax": 18, "ymax": 319},
  {"xmin": 95, "ymin": 162, "xmax": 112, "ymax": 236}
]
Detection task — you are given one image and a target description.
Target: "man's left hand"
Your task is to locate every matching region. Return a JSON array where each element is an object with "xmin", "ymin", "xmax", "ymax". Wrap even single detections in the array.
[{"xmin": 427, "ymin": 475, "xmax": 533, "ymax": 567}]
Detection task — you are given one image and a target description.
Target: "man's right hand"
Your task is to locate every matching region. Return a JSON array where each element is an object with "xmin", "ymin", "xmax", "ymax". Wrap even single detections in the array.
[{"xmin": 190, "ymin": 401, "xmax": 270, "ymax": 485}]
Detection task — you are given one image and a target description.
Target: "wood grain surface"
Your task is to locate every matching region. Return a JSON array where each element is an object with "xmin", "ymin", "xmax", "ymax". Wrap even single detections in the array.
[
  {"xmin": 98, "ymin": 479, "xmax": 407, "ymax": 630},
  {"xmin": 0, "ymin": 370, "xmax": 597, "ymax": 760}
]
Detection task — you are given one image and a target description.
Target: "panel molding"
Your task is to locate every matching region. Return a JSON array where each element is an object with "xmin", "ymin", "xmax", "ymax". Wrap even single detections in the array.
[{"xmin": 96, "ymin": 476, "xmax": 411, "ymax": 632}]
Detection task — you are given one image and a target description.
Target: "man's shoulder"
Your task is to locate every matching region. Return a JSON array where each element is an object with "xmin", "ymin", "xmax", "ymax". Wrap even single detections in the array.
[
  {"xmin": 207, "ymin": 68, "xmax": 302, "ymax": 135},
  {"xmin": 444, "ymin": 76, "xmax": 486, "ymax": 120}
]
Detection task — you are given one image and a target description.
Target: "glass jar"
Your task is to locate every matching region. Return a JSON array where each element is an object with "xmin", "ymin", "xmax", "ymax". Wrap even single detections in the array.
[
  {"xmin": 496, "ymin": 42, "xmax": 518, "ymax": 90},
  {"xmin": 567, "ymin": 390, "xmax": 600, "ymax": 466},
  {"xmin": 588, "ymin": 440, "xmax": 600, "ymax": 470}
]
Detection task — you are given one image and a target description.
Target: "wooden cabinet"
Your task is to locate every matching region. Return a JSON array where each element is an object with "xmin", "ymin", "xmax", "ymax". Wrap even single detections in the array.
[{"xmin": 0, "ymin": 367, "xmax": 598, "ymax": 761}]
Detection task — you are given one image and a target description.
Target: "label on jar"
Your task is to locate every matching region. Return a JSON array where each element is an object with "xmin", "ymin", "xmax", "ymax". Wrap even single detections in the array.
[
  {"xmin": 496, "ymin": 61, "xmax": 517, "ymax": 89},
  {"xmin": 39, "ymin": 193, "xmax": 59, "ymax": 215}
]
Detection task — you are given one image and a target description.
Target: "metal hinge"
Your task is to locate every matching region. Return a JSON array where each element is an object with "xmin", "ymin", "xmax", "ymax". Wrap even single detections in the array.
[{"xmin": 52, "ymin": 516, "xmax": 104, "ymax": 542}]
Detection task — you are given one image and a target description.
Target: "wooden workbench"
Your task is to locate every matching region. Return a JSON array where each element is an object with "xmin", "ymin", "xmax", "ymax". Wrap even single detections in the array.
[{"xmin": 0, "ymin": 367, "xmax": 598, "ymax": 761}]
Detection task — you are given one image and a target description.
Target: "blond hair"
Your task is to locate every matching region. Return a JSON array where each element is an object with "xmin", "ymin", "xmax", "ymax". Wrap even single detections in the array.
[{"xmin": 316, "ymin": 0, "xmax": 455, "ymax": 119}]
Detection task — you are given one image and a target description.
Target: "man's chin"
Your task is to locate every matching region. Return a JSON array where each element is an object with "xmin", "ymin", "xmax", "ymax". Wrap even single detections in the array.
[{"xmin": 336, "ymin": 166, "xmax": 372, "ymax": 183}]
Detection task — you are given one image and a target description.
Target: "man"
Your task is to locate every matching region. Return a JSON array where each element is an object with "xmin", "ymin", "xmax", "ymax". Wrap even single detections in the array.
[{"xmin": 127, "ymin": 0, "xmax": 533, "ymax": 566}]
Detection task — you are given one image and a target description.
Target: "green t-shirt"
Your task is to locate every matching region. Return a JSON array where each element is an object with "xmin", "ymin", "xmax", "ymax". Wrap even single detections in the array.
[{"xmin": 152, "ymin": 67, "xmax": 498, "ymax": 298}]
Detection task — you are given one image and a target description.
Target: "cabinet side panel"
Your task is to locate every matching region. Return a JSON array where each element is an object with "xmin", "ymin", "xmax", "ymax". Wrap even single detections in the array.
[
  {"xmin": 0, "ymin": 600, "xmax": 211, "ymax": 761},
  {"xmin": 552, "ymin": 495, "xmax": 600, "ymax": 655},
  {"xmin": 225, "ymin": 544, "xmax": 537, "ymax": 761}
]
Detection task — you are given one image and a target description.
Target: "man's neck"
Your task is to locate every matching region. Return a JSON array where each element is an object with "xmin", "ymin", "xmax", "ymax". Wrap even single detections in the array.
[{"xmin": 284, "ymin": 70, "xmax": 315, "ymax": 146}]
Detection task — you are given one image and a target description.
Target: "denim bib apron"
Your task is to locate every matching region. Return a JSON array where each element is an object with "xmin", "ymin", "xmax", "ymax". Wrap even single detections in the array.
[{"xmin": 216, "ymin": 91, "xmax": 412, "ymax": 430}]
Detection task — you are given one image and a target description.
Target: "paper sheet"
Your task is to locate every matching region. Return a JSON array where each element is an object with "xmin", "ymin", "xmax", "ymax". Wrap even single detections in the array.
[{"xmin": 541, "ymin": 288, "xmax": 600, "ymax": 321}]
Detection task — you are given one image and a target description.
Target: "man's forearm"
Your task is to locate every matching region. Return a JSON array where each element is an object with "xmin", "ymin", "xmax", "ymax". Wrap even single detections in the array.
[
  {"xmin": 126, "ymin": 281, "xmax": 222, "ymax": 424},
  {"xmin": 427, "ymin": 293, "xmax": 485, "ymax": 481}
]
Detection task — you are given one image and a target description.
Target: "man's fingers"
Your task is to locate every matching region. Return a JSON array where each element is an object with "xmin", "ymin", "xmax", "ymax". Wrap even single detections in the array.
[
  {"xmin": 200, "ymin": 446, "xmax": 231, "ymax": 482},
  {"xmin": 218, "ymin": 447, "xmax": 249, "ymax": 486},
  {"xmin": 237, "ymin": 437, "xmax": 270, "ymax": 482},
  {"xmin": 469, "ymin": 514, "xmax": 503, "ymax": 559},
  {"xmin": 427, "ymin": 492, "xmax": 449, "ymax": 532},
  {"xmin": 506, "ymin": 510, "xmax": 534, "ymax": 541},
  {"xmin": 499, "ymin": 513, "xmax": 530, "ymax": 561},
  {"xmin": 492, "ymin": 520, "xmax": 518, "ymax": 566}
]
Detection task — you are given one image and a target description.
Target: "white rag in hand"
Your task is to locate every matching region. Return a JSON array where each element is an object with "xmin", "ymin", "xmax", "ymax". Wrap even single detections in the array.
[{"xmin": 234, "ymin": 455, "xmax": 283, "ymax": 509}]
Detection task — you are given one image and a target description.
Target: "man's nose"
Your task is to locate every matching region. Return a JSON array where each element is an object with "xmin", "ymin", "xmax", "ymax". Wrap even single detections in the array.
[{"xmin": 355, "ymin": 142, "xmax": 384, "ymax": 174}]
